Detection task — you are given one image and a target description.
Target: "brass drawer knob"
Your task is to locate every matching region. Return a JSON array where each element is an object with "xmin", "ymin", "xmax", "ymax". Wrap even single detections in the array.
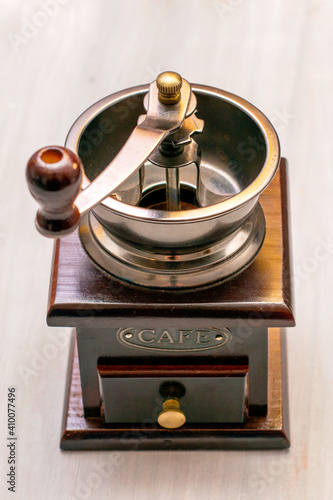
[{"xmin": 158, "ymin": 398, "xmax": 186, "ymax": 429}]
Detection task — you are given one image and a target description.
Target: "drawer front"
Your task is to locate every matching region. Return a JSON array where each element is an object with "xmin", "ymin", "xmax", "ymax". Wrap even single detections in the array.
[{"xmin": 98, "ymin": 364, "xmax": 248, "ymax": 424}]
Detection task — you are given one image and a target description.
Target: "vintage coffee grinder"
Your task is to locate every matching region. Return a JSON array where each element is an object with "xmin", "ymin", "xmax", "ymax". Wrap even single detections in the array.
[{"xmin": 26, "ymin": 72, "xmax": 294, "ymax": 450}]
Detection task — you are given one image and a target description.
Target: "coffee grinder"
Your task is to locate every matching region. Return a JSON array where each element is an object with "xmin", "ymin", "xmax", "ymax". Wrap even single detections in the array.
[{"xmin": 26, "ymin": 72, "xmax": 294, "ymax": 450}]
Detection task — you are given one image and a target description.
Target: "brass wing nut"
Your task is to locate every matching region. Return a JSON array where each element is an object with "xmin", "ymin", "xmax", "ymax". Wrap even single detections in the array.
[{"xmin": 156, "ymin": 72, "xmax": 182, "ymax": 104}]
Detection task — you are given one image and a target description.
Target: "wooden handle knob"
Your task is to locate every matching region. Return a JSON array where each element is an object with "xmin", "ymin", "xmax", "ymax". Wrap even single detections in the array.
[{"xmin": 26, "ymin": 146, "xmax": 83, "ymax": 237}]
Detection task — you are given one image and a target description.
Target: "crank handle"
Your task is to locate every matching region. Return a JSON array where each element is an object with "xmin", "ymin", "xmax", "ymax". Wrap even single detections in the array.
[{"xmin": 26, "ymin": 73, "xmax": 195, "ymax": 237}]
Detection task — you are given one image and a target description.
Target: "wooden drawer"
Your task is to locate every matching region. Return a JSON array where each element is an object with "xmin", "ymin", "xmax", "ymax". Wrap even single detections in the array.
[{"xmin": 98, "ymin": 364, "xmax": 248, "ymax": 424}]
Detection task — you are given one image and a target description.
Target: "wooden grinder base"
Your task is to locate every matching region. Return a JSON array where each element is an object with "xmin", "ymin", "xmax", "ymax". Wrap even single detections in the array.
[
  {"xmin": 56, "ymin": 160, "xmax": 293, "ymax": 451},
  {"xmin": 61, "ymin": 328, "xmax": 289, "ymax": 450}
]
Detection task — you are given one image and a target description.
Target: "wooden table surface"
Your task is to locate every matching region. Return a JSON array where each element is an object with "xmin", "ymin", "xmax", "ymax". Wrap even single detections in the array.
[{"xmin": 1, "ymin": 1, "xmax": 332, "ymax": 499}]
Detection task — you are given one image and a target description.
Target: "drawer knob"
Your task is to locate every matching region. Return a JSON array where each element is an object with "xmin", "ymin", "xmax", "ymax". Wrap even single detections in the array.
[
  {"xmin": 158, "ymin": 382, "xmax": 186, "ymax": 429},
  {"xmin": 158, "ymin": 398, "xmax": 186, "ymax": 429}
]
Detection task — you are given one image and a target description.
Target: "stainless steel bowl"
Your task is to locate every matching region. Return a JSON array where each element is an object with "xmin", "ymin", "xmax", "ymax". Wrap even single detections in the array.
[{"xmin": 65, "ymin": 84, "xmax": 280, "ymax": 288}]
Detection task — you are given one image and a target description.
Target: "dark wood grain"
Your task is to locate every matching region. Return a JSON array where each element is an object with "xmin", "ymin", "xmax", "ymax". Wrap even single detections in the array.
[{"xmin": 97, "ymin": 363, "xmax": 249, "ymax": 377}]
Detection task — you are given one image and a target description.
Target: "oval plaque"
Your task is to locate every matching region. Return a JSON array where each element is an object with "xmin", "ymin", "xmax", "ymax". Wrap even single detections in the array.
[{"xmin": 116, "ymin": 327, "xmax": 232, "ymax": 352}]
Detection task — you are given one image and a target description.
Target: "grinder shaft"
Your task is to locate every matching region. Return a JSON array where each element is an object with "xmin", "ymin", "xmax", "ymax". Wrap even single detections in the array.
[{"xmin": 166, "ymin": 168, "xmax": 181, "ymax": 211}]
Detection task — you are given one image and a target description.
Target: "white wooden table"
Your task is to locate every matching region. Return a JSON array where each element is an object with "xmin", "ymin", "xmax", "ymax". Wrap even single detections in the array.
[{"xmin": 1, "ymin": 1, "xmax": 332, "ymax": 498}]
